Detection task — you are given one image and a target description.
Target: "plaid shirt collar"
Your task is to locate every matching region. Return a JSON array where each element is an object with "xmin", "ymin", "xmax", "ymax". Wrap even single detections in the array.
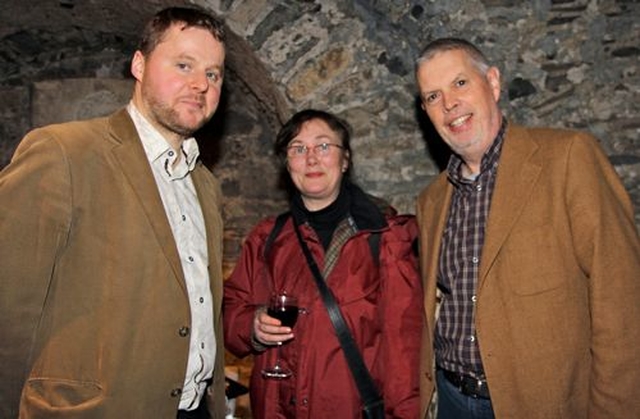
[{"xmin": 446, "ymin": 119, "xmax": 508, "ymax": 187}]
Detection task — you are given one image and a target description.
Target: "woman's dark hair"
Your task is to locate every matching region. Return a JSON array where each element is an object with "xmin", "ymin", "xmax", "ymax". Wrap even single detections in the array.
[
  {"xmin": 274, "ymin": 109, "xmax": 353, "ymax": 194},
  {"xmin": 138, "ymin": 6, "xmax": 226, "ymax": 56},
  {"xmin": 274, "ymin": 109, "xmax": 353, "ymax": 162}
]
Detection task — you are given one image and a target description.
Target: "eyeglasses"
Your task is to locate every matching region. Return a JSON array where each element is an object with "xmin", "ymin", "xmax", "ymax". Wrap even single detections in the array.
[{"xmin": 286, "ymin": 143, "xmax": 344, "ymax": 158}]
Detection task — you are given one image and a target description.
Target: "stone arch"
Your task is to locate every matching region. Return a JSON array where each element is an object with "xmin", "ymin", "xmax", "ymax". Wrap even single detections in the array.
[
  {"xmin": 0, "ymin": 0, "xmax": 293, "ymax": 276},
  {"xmin": 199, "ymin": 28, "xmax": 292, "ymax": 278}
]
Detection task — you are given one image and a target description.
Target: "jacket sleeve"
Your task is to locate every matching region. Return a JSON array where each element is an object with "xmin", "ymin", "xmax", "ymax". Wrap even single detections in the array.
[
  {"xmin": 0, "ymin": 130, "xmax": 72, "ymax": 416},
  {"xmin": 377, "ymin": 216, "xmax": 423, "ymax": 418},
  {"xmin": 566, "ymin": 133, "xmax": 640, "ymax": 417},
  {"xmin": 223, "ymin": 220, "xmax": 273, "ymax": 358}
]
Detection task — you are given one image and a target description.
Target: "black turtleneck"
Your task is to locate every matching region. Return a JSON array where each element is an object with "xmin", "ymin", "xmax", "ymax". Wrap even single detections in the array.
[{"xmin": 291, "ymin": 182, "xmax": 350, "ymax": 249}]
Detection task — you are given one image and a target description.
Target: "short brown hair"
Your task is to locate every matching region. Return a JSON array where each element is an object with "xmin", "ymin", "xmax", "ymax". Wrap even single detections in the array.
[{"xmin": 138, "ymin": 6, "xmax": 226, "ymax": 56}]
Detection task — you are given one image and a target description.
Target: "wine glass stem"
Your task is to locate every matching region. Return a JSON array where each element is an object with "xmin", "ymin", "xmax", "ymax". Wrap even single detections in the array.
[{"xmin": 275, "ymin": 343, "xmax": 283, "ymax": 368}]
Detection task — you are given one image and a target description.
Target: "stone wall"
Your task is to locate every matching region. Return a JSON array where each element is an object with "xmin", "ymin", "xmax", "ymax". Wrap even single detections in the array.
[
  {"xmin": 2, "ymin": 0, "xmax": 637, "ymax": 230},
  {"xmin": 219, "ymin": 0, "xmax": 639, "ymax": 223},
  {"xmin": 1, "ymin": 1, "xmax": 638, "ymax": 416}
]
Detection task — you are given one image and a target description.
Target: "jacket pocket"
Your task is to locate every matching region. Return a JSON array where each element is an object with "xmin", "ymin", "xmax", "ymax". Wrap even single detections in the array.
[
  {"xmin": 23, "ymin": 377, "xmax": 104, "ymax": 411},
  {"xmin": 502, "ymin": 226, "xmax": 568, "ymax": 296}
]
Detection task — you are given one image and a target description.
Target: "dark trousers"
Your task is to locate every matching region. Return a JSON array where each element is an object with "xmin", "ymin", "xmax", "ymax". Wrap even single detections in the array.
[
  {"xmin": 436, "ymin": 369, "xmax": 495, "ymax": 419},
  {"xmin": 177, "ymin": 396, "xmax": 209, "ymax": 419}
]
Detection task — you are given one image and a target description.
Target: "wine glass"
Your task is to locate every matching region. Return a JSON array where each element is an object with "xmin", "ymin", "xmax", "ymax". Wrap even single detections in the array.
[{"xmin": 261, "ymin": 293, "xmax": 299, "ymax": 379}]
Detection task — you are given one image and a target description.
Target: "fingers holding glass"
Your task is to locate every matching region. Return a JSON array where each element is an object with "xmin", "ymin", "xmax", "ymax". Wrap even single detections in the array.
[
  {"xmin": 261, "ymin": 293, "xmax": 299, "ymax": 379},
  {"xmin": 253, "ymin": 307, "xmax": 294, "ymax": 345}
]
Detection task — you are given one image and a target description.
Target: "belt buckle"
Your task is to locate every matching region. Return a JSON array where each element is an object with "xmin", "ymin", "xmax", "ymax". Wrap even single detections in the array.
[{"xmin": 460, "ymin": 376, "xmax": 488, "ymax": 399}]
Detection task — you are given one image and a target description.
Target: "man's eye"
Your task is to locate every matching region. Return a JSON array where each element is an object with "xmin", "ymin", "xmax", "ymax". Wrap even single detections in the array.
[
  {"xmin": 425, "ymin": 93, "xmax": 439, "ymax": 104},
  {"xmin": 456, "ymin": 79, "xmax": 467, "ymax": 87},
  {"xmin": 177, "ymin": 63, "xmax": 190, "ymax": 71},
  {"xmin": 207, "ymin": 71, "xmax": 221, "ymax": 82}
]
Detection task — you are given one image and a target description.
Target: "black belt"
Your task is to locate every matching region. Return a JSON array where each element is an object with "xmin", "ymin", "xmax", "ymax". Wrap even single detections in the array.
[
  {"xmin": 441, "ymin": 369, "xmax": 491, "ymax": 399},
  {"xmin": 177, "ymin": 396, "xmax": 209, "ymax": 419}
]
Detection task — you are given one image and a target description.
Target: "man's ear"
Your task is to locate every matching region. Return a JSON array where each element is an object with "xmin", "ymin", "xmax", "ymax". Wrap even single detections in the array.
[
  {"xmin": 130, "ymin": 51, "xmax": 145, "ymax": 82},
  {"xmin": 487, "ymin": 66, "xmax": 501, "ymax": 102}
]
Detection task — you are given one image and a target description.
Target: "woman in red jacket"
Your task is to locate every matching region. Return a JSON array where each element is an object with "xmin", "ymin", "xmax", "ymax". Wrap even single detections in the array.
[{"xmin": 223, "ymin": 109, "xmax": 422, "ymax": 418}]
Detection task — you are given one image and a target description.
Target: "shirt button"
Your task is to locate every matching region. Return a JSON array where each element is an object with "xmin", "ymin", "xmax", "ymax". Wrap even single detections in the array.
[
  {"xmin": 471, "ymin": 256, "xmax": 479, "ymax": 264},
  {"xmin": 476, "ymin": 185, "xmax": 482, "ymax": 191},
  {"xmin": 178, "ymin": 326, "xmax": 190, "ymax": 337},
  {"xmin": 470, "ymin": 335, "xmax": 476, "ymax": 342},
  {"xmin": 168, "ymin": 151, "xmax": 175, "ymax": 157},
  {"xmin": 201, "ymin": 342, "xmax": 205, "ymax": 349},
  {"xmin": 188, "ymin": 256, "xmax": 194, "ymax": 262},
  {"xmin": 471, "ymin": 295, "xmax": 477, "ymax": 303},
  {"xmin": 199, "ymin": 297, "xmax": 204, "ymax": 303},
  {"xmin": 182, "ymin": 214, "xmax": 187, "ymax": 221},
  {"xmin": 302, "ymin": 397, "xmax": 308, "ymax": 406},
  {"xmin": 170, "ymin": 388, "xmax": 182, "ymax": 397}
]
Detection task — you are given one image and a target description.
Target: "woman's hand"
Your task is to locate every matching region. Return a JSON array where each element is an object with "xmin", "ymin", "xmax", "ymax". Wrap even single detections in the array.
[{"xmin": 252, "ymin": 306, "xmax": 294, "ymax": 346}]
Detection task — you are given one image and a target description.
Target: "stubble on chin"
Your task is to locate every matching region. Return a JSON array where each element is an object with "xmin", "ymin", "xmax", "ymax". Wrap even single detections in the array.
[{"xmin": 152, "ymin": 99, "xmax": 212, "ymax": 138}]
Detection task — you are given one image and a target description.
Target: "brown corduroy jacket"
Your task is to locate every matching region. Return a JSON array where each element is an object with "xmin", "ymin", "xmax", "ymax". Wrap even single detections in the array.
[{"xmin": 0, "ymin": 108, "xmax": 226, "ymax": 419}]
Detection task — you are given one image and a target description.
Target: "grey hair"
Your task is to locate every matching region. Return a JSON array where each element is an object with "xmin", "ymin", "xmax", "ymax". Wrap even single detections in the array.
[{"xmin": 415, "ymin": 37, "xmax": 491, "ymax": 75}]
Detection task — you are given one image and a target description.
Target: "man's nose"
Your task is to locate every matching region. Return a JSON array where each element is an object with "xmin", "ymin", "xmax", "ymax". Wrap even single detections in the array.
[
  {"xmin": 191, "ymin": 72, "xmax": 209, "ymax": 92},
  {"xmin": 442, "ymin": 93, "xmax": 458, "ymax": 113}
]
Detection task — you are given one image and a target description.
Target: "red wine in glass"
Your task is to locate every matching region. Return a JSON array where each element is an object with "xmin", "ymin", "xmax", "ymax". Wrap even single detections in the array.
[
  {"xmin": 267, "ymin": 304, "xmax": 299, "ymax": 328},
  {"xmin": 261, "ymin": 293, "xmax": 298, "ymax": 379}
]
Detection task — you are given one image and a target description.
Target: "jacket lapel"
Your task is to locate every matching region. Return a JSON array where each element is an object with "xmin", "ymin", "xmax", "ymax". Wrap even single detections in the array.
[
  {"xmin": 419, "ymin": 176, "xmax": 452, "ymax": 334},
  {"xmin": 107, "ymin": 109, "xmax": 187, "ymax": 292},
  {"xmin": 478, "ymin": 124, "xmax": 542, "ymax": 290}
]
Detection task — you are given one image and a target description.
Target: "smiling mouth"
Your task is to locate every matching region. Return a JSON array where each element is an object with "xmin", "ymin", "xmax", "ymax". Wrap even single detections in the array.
[{"xmin": 449, "ymin": 114, "xmax": 471, "ymax": 128}]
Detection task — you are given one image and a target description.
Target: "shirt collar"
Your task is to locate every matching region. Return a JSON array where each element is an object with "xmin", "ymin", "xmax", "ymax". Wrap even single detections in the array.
[
  {"xmin": 127, "ymin": 102, "xmax": 200, "ymax": 177},
  {"xmin": 446, "ymin": 118, "xmax": 507, "ymax": 186}
]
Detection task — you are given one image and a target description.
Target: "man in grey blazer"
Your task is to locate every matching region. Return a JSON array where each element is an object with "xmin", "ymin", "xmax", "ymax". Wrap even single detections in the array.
[
  {"xmin": 415, "ymin": 37, "xmax": 640, "ymax": 418},
  {"xmin": 0, "ymin": 7, "xmax": 228, "ymax": 419}
]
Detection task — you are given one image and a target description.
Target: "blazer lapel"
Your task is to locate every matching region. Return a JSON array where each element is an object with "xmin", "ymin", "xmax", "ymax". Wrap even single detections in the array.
[
  {"xmin": 107, "ymin": 109, "xmax": 187, "ymax": 292},
  {"xmin": 478, "ymin": 124, "xmax": 542, "ymax": 290},
  {"xmin": 419, "ymin": 176, "xmax": 452, "ymax": 334}
]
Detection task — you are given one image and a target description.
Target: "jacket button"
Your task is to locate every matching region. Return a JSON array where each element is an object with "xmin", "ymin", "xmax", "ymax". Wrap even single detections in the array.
[
  {"xmin": 178, "ymin": 326, "xmax": 190, "ymax": 337},
  {"xmin": 170, "ymin": 388, "xmax": 182, "ymax": 397}
]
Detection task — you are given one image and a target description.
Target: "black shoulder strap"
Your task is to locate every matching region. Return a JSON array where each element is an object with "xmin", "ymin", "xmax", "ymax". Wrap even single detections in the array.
[
  {"xmin": 265, "ymin": 211, "xmax": 381, "ymax": 267},
  {"xmin": 263, "ymin": 211, "xmax": 291, "ymax": 260},
  {"xmin": 292, "ymin": 221, "xmax": 383, "ymax": 413},
  {"xmin": 367, "ymin": 232, "xmax": 381, "ymax": 267},
  {"xmin": 264, "ymin": 211, "xmax": 381, "ymax": 266}
]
